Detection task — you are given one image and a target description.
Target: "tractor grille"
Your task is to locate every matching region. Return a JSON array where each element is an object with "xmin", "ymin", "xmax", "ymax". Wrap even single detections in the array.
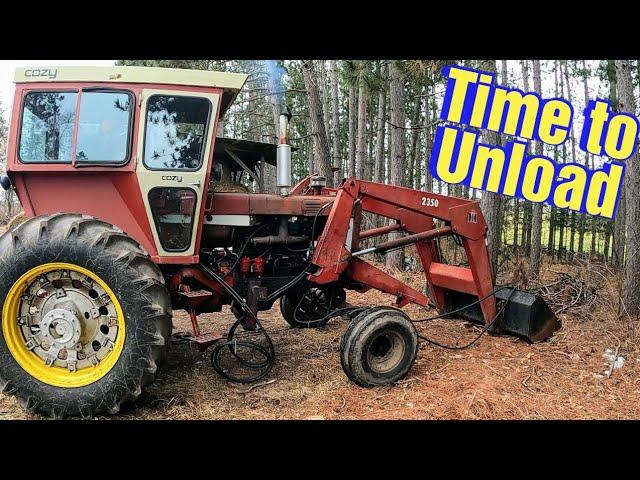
[{"xmin": 302, "ymin": 199, "xmax": 327, "ymax": 216}]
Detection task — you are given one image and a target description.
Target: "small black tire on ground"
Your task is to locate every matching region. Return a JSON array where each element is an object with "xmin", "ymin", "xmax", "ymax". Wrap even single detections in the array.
[
  {"xmin": 340, "ymin": 306, "xmax": 418, "ymax": 388},
  {"xmin": 0, "ymin": 213, "xmax": 171, "ymax": 418},
  {"xmin": 339, "ymin": 306, "xmax": 399, "ymax": 383},
  {"xmin": 280, "ymin": 285, "xmax": 346, "ymax": 329}
]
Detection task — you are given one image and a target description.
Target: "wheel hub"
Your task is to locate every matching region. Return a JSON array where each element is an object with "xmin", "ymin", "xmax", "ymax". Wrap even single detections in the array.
[
  {"xmin": 14, "ymin": 266, "xmax": 121, "ymax": 373},
  {"xmin": 367, "ymin": 331, "xmax": 405, "ymax": 374},
  {"xmin": 41, "ymin": 308, "xmax": 82, "ymax": 349}
]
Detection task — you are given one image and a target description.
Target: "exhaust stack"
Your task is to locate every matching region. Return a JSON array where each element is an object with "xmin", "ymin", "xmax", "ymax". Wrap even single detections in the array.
[{"xmin": 277, "ymin": 108, "xmax": 292, "ymax": 196}]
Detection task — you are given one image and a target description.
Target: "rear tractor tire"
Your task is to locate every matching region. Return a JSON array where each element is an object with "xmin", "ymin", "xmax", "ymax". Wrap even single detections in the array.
[
  {"xmin": 340, "ymin": 307, "xmax": 418, "ymax": 387},
  {"xmin": 0, "ymin": 213, "xmax": 171, "ymax": 418}
]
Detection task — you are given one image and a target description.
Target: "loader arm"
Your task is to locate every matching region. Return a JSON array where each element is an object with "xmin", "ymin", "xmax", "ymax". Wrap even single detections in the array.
[{"xmin": 309, "ymin": 178, "xmax": 497, "ymax": 324}]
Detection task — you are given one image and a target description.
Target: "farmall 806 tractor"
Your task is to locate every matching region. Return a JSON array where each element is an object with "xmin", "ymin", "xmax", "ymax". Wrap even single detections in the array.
[{"xmin": 0, "ymin": 66, "xmax": 558, "ymax": 418}]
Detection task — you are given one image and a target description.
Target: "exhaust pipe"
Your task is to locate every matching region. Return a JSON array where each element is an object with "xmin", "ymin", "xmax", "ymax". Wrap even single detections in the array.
[{"xmin": 277, "ymin": 107, "xmax": 292, "ymax": 196}]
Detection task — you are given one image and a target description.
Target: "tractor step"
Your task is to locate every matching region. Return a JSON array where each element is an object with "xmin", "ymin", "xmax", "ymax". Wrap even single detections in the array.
[
  {"xmin": 172, "ymin": 330, "xmax": 224, "ymax": 351},
  {"xmin": 443, "ymin": 287, "xmax": 560, "ymax": 343},
  {"xmin": 179, "ymin": 289, "xmax": 214, "ymax": 299}
]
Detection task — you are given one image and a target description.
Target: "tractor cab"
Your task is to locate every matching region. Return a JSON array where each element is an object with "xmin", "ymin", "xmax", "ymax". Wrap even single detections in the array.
[{"xmin": 3, "ymin": 66, "xmax": 250, "ymax": 261}]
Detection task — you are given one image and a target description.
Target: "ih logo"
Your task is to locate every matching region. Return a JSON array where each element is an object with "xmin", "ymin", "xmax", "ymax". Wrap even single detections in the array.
[{"xmin": 468, "ymin": 210, "xmax": 478, "ymax": 223}]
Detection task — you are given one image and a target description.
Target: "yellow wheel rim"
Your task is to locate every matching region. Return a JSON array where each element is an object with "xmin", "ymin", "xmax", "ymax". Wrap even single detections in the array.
[{"xmin": 2, "ymin": 262, "xmax": 125, "ymax": 388}]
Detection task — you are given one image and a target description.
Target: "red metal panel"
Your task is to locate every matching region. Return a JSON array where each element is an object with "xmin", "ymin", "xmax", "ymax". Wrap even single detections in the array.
[
  {"xmin": 16, "ymin": 172, "xmax": 158, "ymax": 256},
  {"xmin": 346, "ymin": 258, "xmax": 430, "ymax": 308},
  {"xmin": 310, "ymin": 188, "xmax": 355, "ymax": 284},
  {"xmin": 429, "ymin": 263, "xmax": 477, "ymax": 295},
  {"xmin": 355, "ymin": 179, "xmax": 475, "ymax": 219},
  {"xmin": 462, "ymin": 238, "xmax": 496, "ymax": 323}
]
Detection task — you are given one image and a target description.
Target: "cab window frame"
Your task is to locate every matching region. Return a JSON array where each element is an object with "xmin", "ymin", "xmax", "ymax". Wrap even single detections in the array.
[
  {"xmin": 142, "ymin": 93, "xmax": 212, "ymax": 172},
  {"xmin": 17, "ymin": 87, "xmax": 135, "ymax": 166}
]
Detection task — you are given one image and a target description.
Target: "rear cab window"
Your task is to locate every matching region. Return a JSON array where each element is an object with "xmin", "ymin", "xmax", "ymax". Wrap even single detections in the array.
[{"xmin": 18, "ymin": 89, "xmax": 134, "ymax": 165}]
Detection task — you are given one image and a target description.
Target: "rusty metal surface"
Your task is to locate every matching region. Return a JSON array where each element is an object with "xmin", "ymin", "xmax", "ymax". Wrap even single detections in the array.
[
  {"xmin": 359, "ymin": 222, "xmax": 402, "ymax": 240},
  {"xmin": 374, "ymin": 226, "xmax": 452, "ymax": 253},
  {"xmin": 208, "ymin": 192, "xmax": 335, "ymax": 216}
]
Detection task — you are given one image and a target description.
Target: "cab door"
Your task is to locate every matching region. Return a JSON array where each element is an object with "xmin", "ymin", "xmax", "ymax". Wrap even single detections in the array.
[{"xmin": 136, "ymin": 89, "xmax": 220, "ymax": 261}]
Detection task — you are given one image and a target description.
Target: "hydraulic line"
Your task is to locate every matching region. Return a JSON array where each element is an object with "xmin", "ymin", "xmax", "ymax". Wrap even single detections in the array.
[
  {"xmin": 201, "ymin": 203, "xmax": 331, "ymax": 383},
  {"xmin": 201, "ymin": 263, "xmax": 275, "ymax": 383},
  {"xmin": 228, "ymin": 224, "xmax": 269, "ymax": 273},
  {"xmin": 292, "ymin": 281, "xmax": 365, "ymax": 327}
]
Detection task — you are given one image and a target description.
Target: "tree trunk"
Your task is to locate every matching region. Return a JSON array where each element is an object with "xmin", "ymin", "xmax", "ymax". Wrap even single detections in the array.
[
  {"xmin": 316, "ymin": 61, "xmax": 332, "ymax": 158},
  {"xmin": 374, "ymin": 64, "xmax": 387, "ymax": 185},
  {"xmin": 356, "ymin": 67, "xmax": 367, "ymax": 179},
  {"xmin": 301, "ymin": 60, "xmax": 332, "ymax": 186},
  {"xmin": 423, "ymin": 78, "xmax": 434, "ymax": 192},
  {"xmin": 556, "ymin": 62, "xmax": 566, "ymax": 260},
  {"xmin": 329, "ymin": 61, "xmax": 342, "ymax": 185},
  {"xmin": 561, "ymin": 61, "xmax": 575, "ymax": 256},
  {"xmin": 608, "ymin": 60, "xmax": 626, "ymax": 268},
  {"xmin": 514, "ymin": 60, "xmax": 532, "ymax": 254},
  {"xmin": 264, "ymin": 62, "xmax": 283, "ymax": 193},
  {"xmin": 479, "ymin": 60, "xmax": 503, "ymax": 273},
  {"xmin": 408, "ymin": 87, "xmax": 422, "ymax": 189},
  {"xmin": 503, "ymin": 60, "xmax": 519, "ymax": 253},
  {"xmin": 348, "ymin": 84, "xmax": 357, "ymax": 177},
  {"xmin": 616, "ymin": 59, "xmax": 640, "ymax": 318},
  {"xmin": 366, "ymin": 106, "xmax": 375, "ymax": 181},
  {"xmin": 307, "ymin": 135, "xmax": 315, "ymax": 176},
  {"xmin": 529, "ymin": 59, "xmax": 544, "ymax": 279},
  {"xmin": 386, "ymin": 61, "xmax": 406, "ymax": 271}
]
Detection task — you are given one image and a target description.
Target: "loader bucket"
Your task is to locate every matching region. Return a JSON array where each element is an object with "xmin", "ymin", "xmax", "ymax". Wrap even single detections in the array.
[{"xmin": 443, "ymin": 287, "xmax": 560, "ymax": 343}]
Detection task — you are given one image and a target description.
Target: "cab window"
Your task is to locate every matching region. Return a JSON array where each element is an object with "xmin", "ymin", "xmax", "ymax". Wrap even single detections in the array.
[
  {"xmin": 19, "ymin": 90, "xmax": 133, "ymax": 164},
  {"xmin": 148, "ymin": 187, "xmax": 197, "ymax": 252},
  {"xmin": 75, "ymin": 91, "xmax": 133, "ymax": 163},
  {"xmin": 19, "ymin": 91, "xmax": 78, "ymax": 162},
  {"xmin": 143, "ymin": 95, "xmax": 211, "ymax": 170}
]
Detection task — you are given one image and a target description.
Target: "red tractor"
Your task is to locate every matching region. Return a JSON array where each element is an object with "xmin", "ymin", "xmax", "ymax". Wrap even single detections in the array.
[{"xmin": 0, "ymin": 66, "xmax": 558, "ymax": 418}]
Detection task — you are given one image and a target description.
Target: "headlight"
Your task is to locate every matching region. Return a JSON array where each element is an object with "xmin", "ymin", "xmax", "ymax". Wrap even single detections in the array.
[{"xmin": 0, "ymin": 175, "xmax": 12, "ymax": 191}]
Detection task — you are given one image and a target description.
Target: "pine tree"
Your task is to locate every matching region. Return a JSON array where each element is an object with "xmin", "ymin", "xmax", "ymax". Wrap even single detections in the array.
[
  {"xmin": 616, "ymin": 60, "xmax": 640, "ymax": 318},
  {"xmin": 386, "ymin": 61, "xmax": 406, "ymax": 271}
]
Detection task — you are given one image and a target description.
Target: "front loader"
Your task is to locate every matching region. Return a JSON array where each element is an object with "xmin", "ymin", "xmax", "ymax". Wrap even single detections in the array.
[{"xmin": 0, "ymin": 66, "xmax": 559, "ymax": 418}]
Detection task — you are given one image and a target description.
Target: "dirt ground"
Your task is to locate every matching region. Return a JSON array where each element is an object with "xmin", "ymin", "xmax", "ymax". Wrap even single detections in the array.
[{"xmin": 1, "ymin": 261, "xmax": 640, "ymax": 420}]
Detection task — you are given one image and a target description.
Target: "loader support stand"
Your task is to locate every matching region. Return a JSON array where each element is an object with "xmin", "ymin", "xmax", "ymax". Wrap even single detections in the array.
[{"xmin": 310, "ymin": 178, "xmax": 498, "ymax": 325}]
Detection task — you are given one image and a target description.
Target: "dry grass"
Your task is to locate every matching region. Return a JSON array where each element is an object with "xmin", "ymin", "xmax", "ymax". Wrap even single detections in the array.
[{"xmin": 2, "ymin": 262, "xmax": 640, "ymax": 420}]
